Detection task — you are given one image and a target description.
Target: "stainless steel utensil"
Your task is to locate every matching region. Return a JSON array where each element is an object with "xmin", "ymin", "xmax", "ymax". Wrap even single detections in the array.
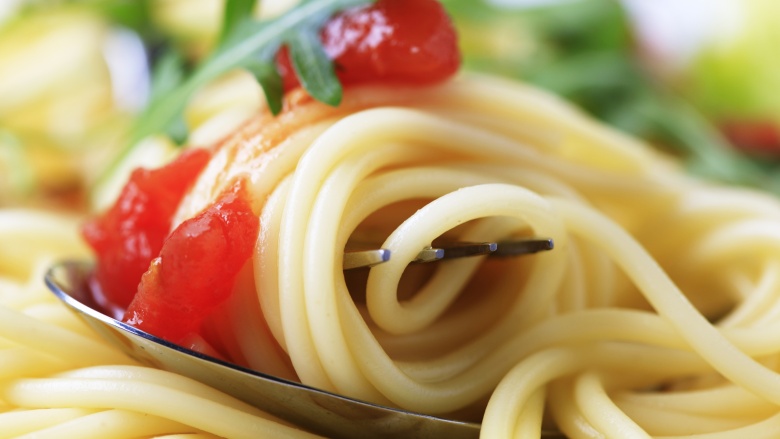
[
  {"xmin": 342, "ymin": 238, "xmax": 554, "ymax": 269},
  {"xmin": 45, "ymin": 261, "xmax": 480, "ymax": 438},
  {"xmin": 45, "ymin": 239, "xmax": 562, "ymax": 438}
]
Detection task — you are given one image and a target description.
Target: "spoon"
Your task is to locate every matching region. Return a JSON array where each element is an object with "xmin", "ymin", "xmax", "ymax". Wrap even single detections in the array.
[
  {"xmin": 44, "ymin": 260, "xmax": 479, "ymax": 438},
  {"xmin": 45, "ymin": 260, "xmax": 564, "ymax": 438}
]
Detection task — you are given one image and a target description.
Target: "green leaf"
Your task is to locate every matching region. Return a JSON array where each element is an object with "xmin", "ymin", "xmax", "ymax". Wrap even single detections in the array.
[
  {"xmin": 165, "ymin": 115, "xmax": 190, "ymax": 145},
  {"xmin": 93, "ymin": 0, "xmax": 153, "ymax": 34},
  {"xmin": 129, "ymin": 49, "xmax": 187, "ymax": 148},
  {"xmin": 219, "ymin": 0, "xmax": 257, "ymax": 46},
  {"xmin": 203, "ymin": 0, "xmax": 368, "ymax": 82},
  {"xmin": 97, "ymin": 0, "xmax": 371, "ymax": 197},
  {"xmin": 650, "ymin": 96, "xmax": 768, "ymax": 188},
  {"xmin": 128, "ymin": 0, "xmax": 368, "ymax": 145},
  {"xmin": 0, "ymin": 129, "xmax": 35, "ymax": 196},
  {"xmin": 288, "ymin": 29, "xmax": 342, "ymax": 106},
  {"xmin": 148, "ymin": 49, "xmax": 186, "ymax": 105},
  {"xmin": 243, "ymin": 59, "xmax": 284, "ymax": 115}
]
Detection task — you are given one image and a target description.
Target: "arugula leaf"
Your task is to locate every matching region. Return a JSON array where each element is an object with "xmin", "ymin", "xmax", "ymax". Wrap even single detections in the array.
[
  {"xmin": 219, "ymin": 0, "xmax": 256, "ymax": 46},
  {"xmin": 288, "ymin": 29, "xmax": 342, "ymax": 106},
  {"xmin": 127, "ymin": 0, "xmax": 370, "ymax": 147},
  {"xmin": 94, "ymin": 0, "xmax": 373, "ymax": 202},
  {"xmin": 147, "ymin": 49, "xmax": 186, "ymax": 106},
  {"xmin": 243, "ymin": 59, "xmax": 285, "ymax": 115},
  {"xmin": 130, "ymin": 48, "xmax": 190, "ymax": 148},
  {"xmin": 95, "ymin": 0, "xmax": 152, "ymax": 30}
]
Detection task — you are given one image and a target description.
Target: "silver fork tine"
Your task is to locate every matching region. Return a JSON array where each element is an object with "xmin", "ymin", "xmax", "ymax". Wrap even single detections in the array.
[
  {"xmin": 415, "ymin": 242, "xmax": 497, "ymax": 263},
  {"xmin": 343, "ymin": 249, "xmax": 391, "ymax": 270},
  {"xmin": 343, "ymin": 238, "xmax": 553, "ymax": 270},
  {"xmin": 492, "ymin": 238, "xmax": 554, "ymax": 256}
]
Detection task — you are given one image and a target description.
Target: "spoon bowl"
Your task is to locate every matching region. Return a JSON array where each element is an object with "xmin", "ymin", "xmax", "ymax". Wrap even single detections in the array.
[{"xmin": 45, "ymin": 260, "xmax": 481, "ymax": 438}]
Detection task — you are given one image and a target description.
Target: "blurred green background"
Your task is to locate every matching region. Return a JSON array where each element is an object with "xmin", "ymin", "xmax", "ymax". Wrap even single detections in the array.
[{"xmin": 2, "ymin": 0, "xmax": 780, "ymax": 209}]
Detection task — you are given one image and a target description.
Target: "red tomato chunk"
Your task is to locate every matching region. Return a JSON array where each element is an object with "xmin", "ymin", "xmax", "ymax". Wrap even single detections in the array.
[
  {"xmin": 277, "ymin": 0, "xmax": 460, "ymax": 92},
  {"xmin": 123, "ymin": 180, "xmax": 259, "ymax": 344},
  {"xmin": 82, "ymin": 149, "xmax": 211, "ymax": 313}
]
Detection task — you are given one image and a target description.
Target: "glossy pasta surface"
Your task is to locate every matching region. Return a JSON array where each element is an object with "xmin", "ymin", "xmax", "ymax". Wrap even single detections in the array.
[{"xmin": 6, "ymin": 75, "xmax": 780, "ymax": 438}]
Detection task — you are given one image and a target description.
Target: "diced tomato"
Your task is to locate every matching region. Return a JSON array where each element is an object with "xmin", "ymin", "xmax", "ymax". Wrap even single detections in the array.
[
  {"xmin": 276, "ymin": 0, "xmax": 460, "ymax": 92},
  {"xmin": 82, "ymin": 149, "xmax": 211, "ymax": 313},
  {"xmin": 123, "ymin": 180, "xmax": 259, "ymax": 344}
]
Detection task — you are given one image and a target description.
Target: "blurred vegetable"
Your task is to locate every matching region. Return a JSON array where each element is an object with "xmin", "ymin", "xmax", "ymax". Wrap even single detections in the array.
[
  {"xmin": 0, "ymin": 0, "xmax": 356, "ymax": 210},
  {"xmin": 93, "ymin": 0, "xmax": 370, "ymax": 202},
  {"xmin": 147, "ymin": 0, "xmax": 223, "ymax": 59},
  {"xmin": 0, "ymin": 6, "xmax": 136, "ymax": 207},
  {"xmin": 444, "ymin": 0, "xmax": 780, "ymax": 194},
  {"xmin": 665, "ymin": 0, "xmax": 780, "ymax": 155},
  {"xmin": 7, "ymin": 0, "xmax": 780, "ymax": 211},
  {"xmin": 0, "ymin": 131, "xmax": 35, "ymax": 198}
]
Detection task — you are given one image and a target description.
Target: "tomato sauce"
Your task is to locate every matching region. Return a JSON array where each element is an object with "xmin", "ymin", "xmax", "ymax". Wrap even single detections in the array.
[
  {"xmin": 123, "ymin": 180, "xmax": 258, "ymax": 344},
  {"xmin": 83, "ymin": 0, "xmax": 460, "ymax": 347},
  {"xmin": 276, "ymin": 0, "xmax": 459, "ymax": 92},
  {"xmin": 82, "ymin": 148, "xmax": 212, "ymax": 315}
]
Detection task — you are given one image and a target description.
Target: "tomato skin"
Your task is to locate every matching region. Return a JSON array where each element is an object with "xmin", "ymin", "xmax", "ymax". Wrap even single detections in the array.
[
  {"xmin": 277, "ymin": 0, "xmax": 459, "ymax": 92},
  {"xmin": 123, "ymin": 180, "xmax": 259, "ymax": 344},
  {"xmin": 82, "ymin": 149, "xmax": 211, "ymax": 312}
]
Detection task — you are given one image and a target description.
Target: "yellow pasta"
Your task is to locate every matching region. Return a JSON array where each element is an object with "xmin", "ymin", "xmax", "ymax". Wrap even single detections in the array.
[{"xmin": 5, "ymin": 73, "xmax": 780, "ymax": 438}]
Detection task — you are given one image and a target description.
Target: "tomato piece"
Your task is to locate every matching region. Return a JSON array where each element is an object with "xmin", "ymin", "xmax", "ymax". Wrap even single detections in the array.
[
  {"xmin": 276, "ymin": 0, "xmax": 459, "ymax": 92},
  {"xmin": 123, "ymin": 180, "xmax": 259, "ymax": 344},
  {"xmin": 82, "ymin": 149, "xmax": 211, "ymax": 313}
]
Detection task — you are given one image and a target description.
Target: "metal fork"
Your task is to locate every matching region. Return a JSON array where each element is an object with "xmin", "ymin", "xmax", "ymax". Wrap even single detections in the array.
[{"xmin": 343, "ymin": 238, "xmax": 554, "ymax": 269}]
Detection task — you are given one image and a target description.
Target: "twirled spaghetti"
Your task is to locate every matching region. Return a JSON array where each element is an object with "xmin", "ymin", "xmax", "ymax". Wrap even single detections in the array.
[
  {"xmin": 163, "ymin": 73, "xmax": 780, "ymax": 435},
  {"xmin": 6, "ymin": 73, "xmax": 780, "ymax": 438}
]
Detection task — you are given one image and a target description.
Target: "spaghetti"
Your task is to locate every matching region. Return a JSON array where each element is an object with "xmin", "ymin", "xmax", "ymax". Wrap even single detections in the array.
[{"xmin": 5, "ymin": 73, "xmax": 780, "ymax": 438}]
